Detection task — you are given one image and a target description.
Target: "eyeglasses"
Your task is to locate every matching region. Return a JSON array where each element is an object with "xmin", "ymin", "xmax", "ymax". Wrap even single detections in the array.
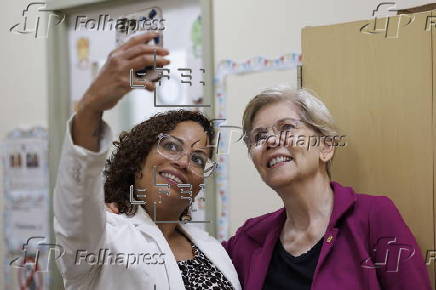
[
  {"xmin": 246, "ymin": 118, "xmax": 305, "ymax": 149},
  {"xmin": 157, "ymin": 133, "xmax": 216, "ymax": 177}
]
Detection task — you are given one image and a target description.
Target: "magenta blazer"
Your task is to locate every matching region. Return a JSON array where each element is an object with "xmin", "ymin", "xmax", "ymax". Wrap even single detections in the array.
[{"xmin": 222, "ymin": 181, "xmax": 432, "ymax": 290}]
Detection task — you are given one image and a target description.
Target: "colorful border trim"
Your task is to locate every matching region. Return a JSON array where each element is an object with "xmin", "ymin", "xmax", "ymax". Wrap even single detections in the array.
[{"xmin": 214, "ymin": 53, "xmax": 302, "ymax": 241}]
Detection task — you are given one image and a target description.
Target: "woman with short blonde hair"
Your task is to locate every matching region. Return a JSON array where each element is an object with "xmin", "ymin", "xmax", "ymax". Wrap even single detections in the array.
[
  {"xmin": 223, "ymin": 85, "xmax": 431, "ymax": 290},
  {"xmin": 242, "ymin": 86, "xmax": 342, "ymax": 177}
]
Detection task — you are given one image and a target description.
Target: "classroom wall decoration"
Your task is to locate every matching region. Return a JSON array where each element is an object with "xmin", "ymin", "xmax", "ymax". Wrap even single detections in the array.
[
  {"xmin": 214, "ymin": 53, "xmax": 302, "ymax": 241},
  {"xmin": 1, "ymin": 127, "xmax": 50, "ymax": 290}
]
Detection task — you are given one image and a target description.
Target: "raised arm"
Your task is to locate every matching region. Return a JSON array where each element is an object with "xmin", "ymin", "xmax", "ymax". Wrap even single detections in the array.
[
  {"xmin": 53, "ymin": 32, "xmax": 170, "ymax": 282},
  {"xmin": 53, "ymin": 112, "xmax": 112, "ymax": 282}
]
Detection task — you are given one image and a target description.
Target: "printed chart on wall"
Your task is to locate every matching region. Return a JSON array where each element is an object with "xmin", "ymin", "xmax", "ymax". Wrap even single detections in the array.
[{"xmin": 1, "ymin": 127, "xmax": 50, "ymax": 290}]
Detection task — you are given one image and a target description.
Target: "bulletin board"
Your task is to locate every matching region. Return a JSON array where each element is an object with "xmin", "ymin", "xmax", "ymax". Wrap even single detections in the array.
[{"xmin": 46, "ymin": 0, "xmax": 214, "ymax": 289}]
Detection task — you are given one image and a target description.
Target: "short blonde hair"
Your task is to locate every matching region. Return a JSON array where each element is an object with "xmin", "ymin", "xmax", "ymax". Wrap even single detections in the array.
[{"xmin": 242, "ymin": 86, "xmax": 339, "ymax": 177}]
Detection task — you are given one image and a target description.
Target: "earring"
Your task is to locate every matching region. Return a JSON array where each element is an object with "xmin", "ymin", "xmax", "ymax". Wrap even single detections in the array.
[
  {"xmin": 180, "ymin": 213, "xmax": 192, "ymax": 223},
  {"xmin": 135, "ymin": 171, "xmax": 143, "ymax": 179},
  {"xmin": 180, "ymin": 206, "xmax": 192, "ymax": 223}
]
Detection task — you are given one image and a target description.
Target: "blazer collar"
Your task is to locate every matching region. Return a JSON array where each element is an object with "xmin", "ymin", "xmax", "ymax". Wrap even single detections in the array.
[
  {"xmin": 126, "ymin": 206, "xmax": 146, "ymax": 222},
  {"xmin": 328, "ymin": 181, "xmax": 357, "ymax": 228},
  {"xmin": 126, "ymin": 206, "xmax": 207, "ymax": 239},
  {"xmin": 127, "ymin": 205, "xmax": 159, "ymax": 227},
  {"xmin": 245, "ymin": 208, "xmax": 286, "ymax": 246},
  {"xmin": 126, "ymin": 206, "xmax": 241, "ymax": 289},
  {"xmin": 245, "ymin": 181, "xmax": 357, "ymax": 245}
]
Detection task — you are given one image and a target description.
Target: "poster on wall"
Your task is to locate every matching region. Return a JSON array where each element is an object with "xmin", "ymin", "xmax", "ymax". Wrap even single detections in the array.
[
  {"xmin": 3, "ymin": 134, "xmax": 48, "ymax": 191},
  {"xmin": 1, "ymin": 128, "xmax": 50, "ymax": 290}
]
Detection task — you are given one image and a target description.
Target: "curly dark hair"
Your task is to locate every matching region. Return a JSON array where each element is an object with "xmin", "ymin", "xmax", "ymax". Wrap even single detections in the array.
[{"xmin": 103, "ymin": 110, "xmax": 215, "ymax": 216}]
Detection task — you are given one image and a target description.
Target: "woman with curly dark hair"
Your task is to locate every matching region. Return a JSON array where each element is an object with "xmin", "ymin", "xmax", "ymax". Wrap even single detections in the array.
[
  {"xmin": 53, "ymin": 32, "xmax": 241, "ymax": 290},
  {"xmin": 103, "ymin": 109, "xmax": 216, "ymax": 219}
]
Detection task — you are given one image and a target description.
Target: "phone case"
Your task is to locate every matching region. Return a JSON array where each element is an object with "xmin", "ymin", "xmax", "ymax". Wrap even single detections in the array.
[{"xmin": 115, "ymin": 7, "xmax": 164, "ymax": 82}]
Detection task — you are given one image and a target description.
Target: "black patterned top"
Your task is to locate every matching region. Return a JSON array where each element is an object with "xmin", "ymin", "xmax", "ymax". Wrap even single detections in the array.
[{"xmin": 177, "ymin": 244, "xmax": 234, "ymax": 290}]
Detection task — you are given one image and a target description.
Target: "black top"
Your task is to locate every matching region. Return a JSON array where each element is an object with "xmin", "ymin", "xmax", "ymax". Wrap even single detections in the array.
[{"xmin": 263, "ymin": 238, "xmax": 324, "ymax": 290}]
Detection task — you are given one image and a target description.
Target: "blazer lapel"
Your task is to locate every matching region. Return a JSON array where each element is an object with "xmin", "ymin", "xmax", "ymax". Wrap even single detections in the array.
[
  {"xmin": 125, "ymin": 207, "xmax": 186, "ymax": 290},
  {"xmin": 246, "ymin": 236, "xmax": 278, "ymax": 289},
  {"xmin": 311, "ymin": 182, "xmax": 357, "ymax": 289},
  {"xmin": 245, "ymin": 209, "xmax": 286, "ymax": 290},
  {"xmin": 311, "ymin": 227, "xmax": 338, "ymax": 289}
]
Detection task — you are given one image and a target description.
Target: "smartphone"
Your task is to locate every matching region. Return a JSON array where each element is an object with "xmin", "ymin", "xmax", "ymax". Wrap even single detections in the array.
[{"xmin": 115, "ymin": 7, "xmax": 164, "ymax": 82}]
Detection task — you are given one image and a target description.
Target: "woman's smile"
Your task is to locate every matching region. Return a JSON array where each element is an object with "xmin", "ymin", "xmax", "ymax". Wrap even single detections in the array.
[
  {"xmin": 266, "ymin": 154, "xmax": 294, "ymax": 168},
  {"xmin": 158, "ymin": 169, "xmax": 187, "ymax": 185}
]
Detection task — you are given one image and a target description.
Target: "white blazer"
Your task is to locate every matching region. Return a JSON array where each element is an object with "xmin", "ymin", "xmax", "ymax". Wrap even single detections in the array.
[{"xmin": 53, "ymin": 115, "xmax": 242, "ymax": 290}]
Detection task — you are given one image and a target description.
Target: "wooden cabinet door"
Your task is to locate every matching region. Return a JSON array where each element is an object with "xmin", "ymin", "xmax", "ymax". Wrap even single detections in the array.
[
  {"xmin": 432, "ymin": 8, "xmax": 436, "ymax": 288},
  {"xmin": 302, "ymin": 11, "xmax": 435, "ymax": 286}
]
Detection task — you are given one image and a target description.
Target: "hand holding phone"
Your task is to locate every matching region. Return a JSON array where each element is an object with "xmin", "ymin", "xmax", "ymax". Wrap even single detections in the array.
[{"xmin": 116, "ymin": 7, "xmax": 164, "ymax": 82}]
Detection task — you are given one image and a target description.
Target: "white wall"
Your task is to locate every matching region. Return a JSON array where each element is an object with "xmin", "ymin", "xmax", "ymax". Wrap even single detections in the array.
[
  {"xmin": 0, "ymin": 0, "xmax": 48, "ymax": 289},
  {"xmin": 212, "ymin": 0, "xmax": 430, "ymax": 236}
]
